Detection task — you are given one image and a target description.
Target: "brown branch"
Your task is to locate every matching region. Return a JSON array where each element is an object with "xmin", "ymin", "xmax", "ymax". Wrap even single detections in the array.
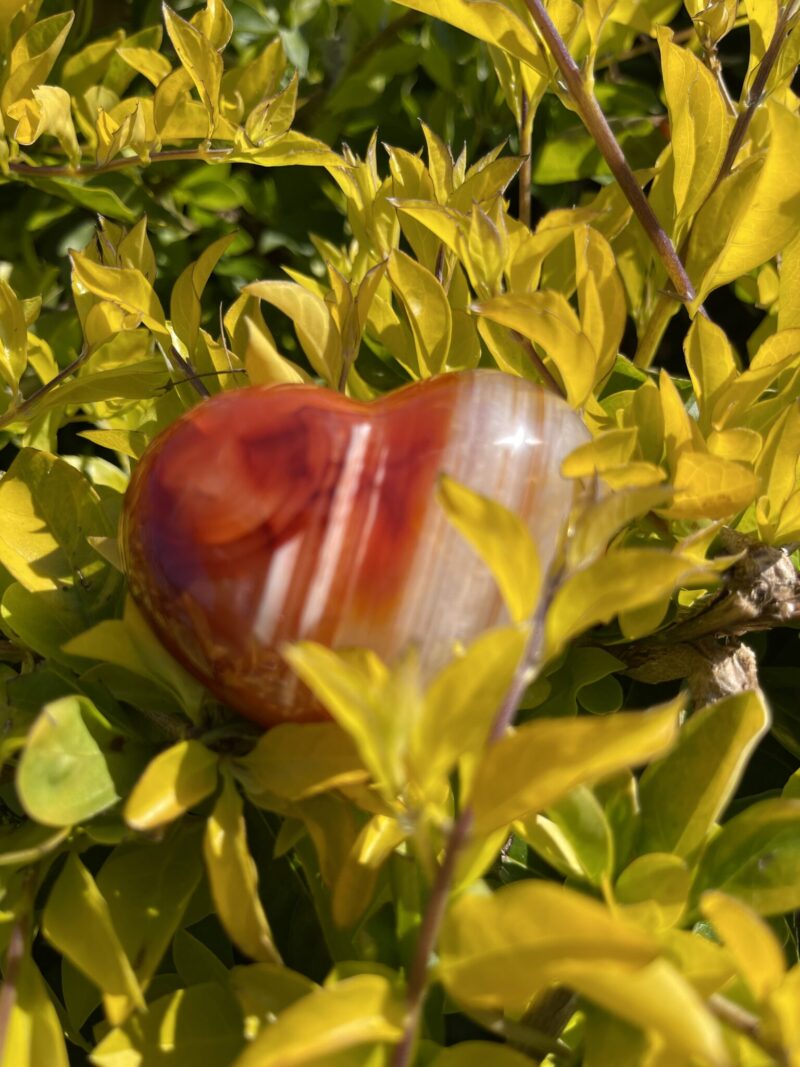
[
  {"xmin": 518, "ymin": 90, "xmax": 533, "ymax": 229},
  {"xmin": 709, "ymin": 994, "xmax": 790, "ymax": 1066},
  {"xmin": 7, "ymin": 146, "xmax": 232, "ymax": 180},
  {"xmin": 0, "ymin": 345, "xmax": 91, "ymax": 431},
  {"xmin": 521, "ymin": 0, "xmax": 697, "ymax": 306},
  {"xmin": 0, "ymin": 918, "xmax": 25, "ymax": 1058},
  {"xmin": 513, "ymin": 331, "xmax": 566, "ymax": 397},
  {"xmin": 391, "ymin": 580, "xmax": 556, "ymax": 1067},
  {"xmin": 155, "ymin": 341, "xmax": 211, "ymax": 400},
  {"xmin": 713, "ymin": 3, "xmax": 795, "ymax": 192},
  {"xmin": 635, "ymin": 5, "xmax": 796, "ymax": 367}
]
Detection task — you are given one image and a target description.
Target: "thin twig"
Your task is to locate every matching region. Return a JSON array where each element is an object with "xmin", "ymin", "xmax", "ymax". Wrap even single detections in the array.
[
  {"xmin": 513, "ymin": 331, "xmax": 566, "ymax": 397},
  {"xmin": 391, "ymin": 581, "xmax": 557, "ymax": 1067},
  {"xmin": 466, "ymin": 1008, "xmax": 572, "ymax": 1059},
  {"xmin": 713, "ymin": 3, "xmax": 795, "ymax": 192},
  {"xmin": 7, "ymin": 146, "xmax": 232, "ymax": 180},
  {"xmin": 634, "ymin": 2, "xmax": 796, "ymax": 367},
  {"xmin": 521, "ymin": 0, "xmax": 697, "ymax": 306},
  {"xmin": 0, "ymin": 345, "xmax": 91, "ymax": 431},
  {"xmin": 709, "ymin": 994, "xmax": 790, "ymax": 1066},
  {"xmin": 156, "ymin": 341, "xmax": 211, "ymax": 399},
  {"xmin": 518, "ymin": 90, "xmax": 532, "ymax": 229}
]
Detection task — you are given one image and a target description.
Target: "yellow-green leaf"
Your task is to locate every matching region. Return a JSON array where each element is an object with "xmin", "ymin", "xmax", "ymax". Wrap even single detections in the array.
[
  {"xmin": 556, "ymin": 958, "xmax": 728, "ymax": 1067},
  {"xmin": 575, "ymin": 225, "xmax": 626, "ymax": 381},
  {"xmin": 432, "ymin": 1044, "xmax": 535, "ymax": 1067},
  {"xmin": 474, "ymin": 291, "xmax": 598, "ymax": 406},
  {"xmin": 412, "ymin": 626, "xmax": 526, "ymax": 794},
  {"xmin": 232, "ymin": 975, "xmax": 404, "ymax": 1067},
  {"xmin": 438, "ymin": 879, "xmax": 656, "ymax": 1014},
  {"xmin": 16, "ymin": 696, "xmax": 120, "ymax": 827},
  {"xmin": 657, "ymin": 28, "xmax": 732, "ymax": 220},
  {"xmin": 42, "ymin": 854, "xmax": 145, "ymax": 1023},
  {"xmin": 437, "ymin": 474, "xmax": 541, "ymax": 623},
  {"xmin": 393, "ymin": 0, "xmax": 545, "ymax": 74},
  {"xmin": 684, "ymin": 315, "xmax": 738, "ymax": 436},
  {"xmin": 204, "ymin": 772, "xmax": 281, "ymax": 963},
  {"xmin": 91, "ymin": 982, "xmax": 244, "ymax": 1067},
  {"xmin": 170, "ymin": 232, "xmax": 236, "ymax": 356},
  {"xmin": 163, "ymin": 4, "xmax": 223, "ymax": 135},
  {"xmin": 546, "ymin": 551, "xmax": 707, "ymax": 658},
  {"xmin": 387, "ymin": 250, "xmax": 452, "ymax": 377},
  {"xmin": 640, "ymin": 688, "xmax": 770, "ymax": 858},
  {"xmin": 0, "ymin": 953, "xmax": 68, "ymax": 1067},
  {"xmin": 701, "ymin": 891, "xmax": 785, "ymax": 1002},
  {"xmin": 125, "ymin": 740, "xmax": 219, "ymax": 831},
  {"xmin": 234, "ymin": 723, "xmax": 368, "ymax": 803},
  {"xmin": 71, "ymin": 252, "xmax": 168, "ymax": 337},
  {"xmin": 282, "ymin": 643, "xmax": 421, "ymax": 800},
  {"xmin": 470, "ymin": 695, "xmax": 683, "ymax": 835},
  {"xmin": 0, "ymin": 277, "xmax": 27, "ymax": 393},
  {"xmin": 7, "ymin": 85, "xmax": 80, "ymax": 166},
  {"xmin": 0, "ymin": 11, "xmax": 74, "ymax": 118},
  {"xmin": 665, "ymin": 450, "xmax": 760, "ymax": 520},
  {"xmin": 244, "ymin": 279, "xmax": 340, "ymax": 384}
]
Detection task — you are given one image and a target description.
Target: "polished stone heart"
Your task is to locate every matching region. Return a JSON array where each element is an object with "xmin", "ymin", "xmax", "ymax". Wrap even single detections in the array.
[{"xmin": 121, "ymin": 370, "xmax": 588, "ymax": 726}]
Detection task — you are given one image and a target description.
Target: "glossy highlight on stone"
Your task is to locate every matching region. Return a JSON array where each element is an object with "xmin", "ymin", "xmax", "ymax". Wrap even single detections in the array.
[{"xmin": 122, "ymin": 371, "xmax": 588, "ymax": 726}]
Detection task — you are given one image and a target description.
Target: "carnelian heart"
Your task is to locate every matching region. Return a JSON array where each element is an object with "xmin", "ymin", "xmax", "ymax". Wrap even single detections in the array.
[{"xmin": 121, "ymin": 370, "xmax": 588, "ymax": 726}]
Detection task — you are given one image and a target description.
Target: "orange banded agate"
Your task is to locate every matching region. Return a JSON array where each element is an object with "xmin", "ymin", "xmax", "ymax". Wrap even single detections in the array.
[{"xmin": 122, "ymin": 370, "xmax": 588, "ymax": 726}]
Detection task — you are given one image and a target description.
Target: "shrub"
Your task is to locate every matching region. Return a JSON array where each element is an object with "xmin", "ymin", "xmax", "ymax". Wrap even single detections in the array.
[{"xmin": 0, "ymin": 1, "xmax": 799, "ymax": 1065}]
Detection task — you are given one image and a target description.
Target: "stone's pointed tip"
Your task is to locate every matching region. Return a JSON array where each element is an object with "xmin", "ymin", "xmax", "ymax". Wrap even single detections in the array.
[{"xmin": 122, "ymin": 371, "xmax": 588, "ymax": 729}]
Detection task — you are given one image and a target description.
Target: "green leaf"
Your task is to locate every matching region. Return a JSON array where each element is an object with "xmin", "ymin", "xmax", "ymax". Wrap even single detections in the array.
[
  {"xmin": 230, "ymin": 963, "xmax": 316, "ymax": 1021},
  {"xmin": 637, "ymin": 689, "xmax": 770, "ymax": 858},
  {"xmin": 437, "ymin": 474, "xmax": 541, "ymax": 623},
  {"xmin": 63, "ymin": 597, "xmax": 205, "ymax": 721},
  {"xmin": 656, "ymin": 28, "xmax": 732, "ymax": 221},
  {"xmin": 97, "ymin": 825, "xmax": 204, "ymax": 1016},
  {"xmin": 163, "ymin": 4, "xmax": 223, "ymax": 136},
  {"xmin": 204, "ymin": 772, "xmax": 281, "ymax": 963},
  {"xmin": 691, "ymin": 797, "xmax": 800, "ymax": 916},
  {"xmin": 16, "ymin": 696, "xmax": 120, "ymax": 826},
  {"xmin": 232, "ymin": 975, "xmax": 404, "ymax": 1067},
  {"xmin": 234, "ymin": 723, "xmax": 368, "ymax": 803},
  {"xmin": 471, "ymin": 695, "xmax": 683, "ymax": 835},
  {"xmin": 387, "ymin": 250, "xmax": 452, "ymax": 377},
  {"xmin": 546, "ymin": 785, "xmax": 614, "ymax": 887},
  {"xmin": 0, "ymin": 953, "xmax": 69, "ymax": 1067},
  {"xmin": 438, "ymin": 879, "xmax": 656, "ymax": 1014},
  {"xmin": 566, "ymin": 485, "xmax": 673, "ymax": 569},
  {"xmin": 91, "ymin": 982, "xmax": 245, "ymax": 1067},
  {"xmin": 125, "ymin": 740, "xmax": 218, "ymax": 831},
  {"xmin": 0, "ymin": 448, "xmax": 113, "ymax": 600},
  {"xmin": 42, "ymin": 853, "xmax": 145, "ymax": 1023}
]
